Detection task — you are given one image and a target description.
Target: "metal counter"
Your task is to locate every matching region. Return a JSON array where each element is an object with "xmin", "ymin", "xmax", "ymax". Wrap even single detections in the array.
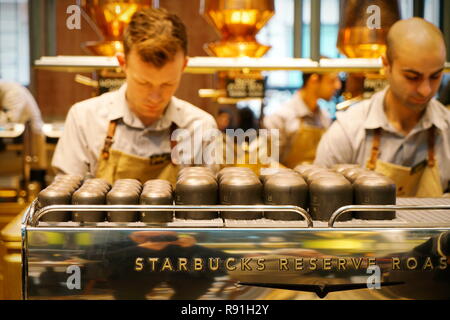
[{"xmin": 21, "ymin": 198, "xmax": 450, "ymax": 300}]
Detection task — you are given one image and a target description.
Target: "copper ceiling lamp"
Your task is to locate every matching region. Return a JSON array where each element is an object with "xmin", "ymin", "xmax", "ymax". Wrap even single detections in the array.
[
  {"xmin": 200, "ymin": 0, "xmax": 276, "ymax": 173},
  {"xmin": 79, "ymin": 0, "xmax": 152, "ymax": 56},
  {"xmin": 337, "ymin": 0, "xmax": 401, "ymax": 58},
  {"xmin": 199, "ymin": 0, "xmax": 275, "ymax": 102},
  {"xmin": 200, "ymin": 0, "xmax": 275, "ymax": 58},
  {"xmin": 75, "ymin": 0, "xmax": 152, "ymax": 95},
  {"xmin": 336, "ymin": 0, "xmax": 401, "ymax": 104}
]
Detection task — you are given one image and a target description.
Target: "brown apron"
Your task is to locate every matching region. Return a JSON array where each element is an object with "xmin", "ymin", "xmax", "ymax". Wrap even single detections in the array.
[
  {"xmin": 222, "ymin": 133, "xmax": 285, "ymax": 175},
  {"xmin": 366, "ymin": 127, "xmax": 443, "ymax": 197},
  {"xmin": 95, "ymin": 120, "xmax": 179, "ymax": 185},
  {"xmin": 282, "ymin": 119, "xmax": 326, "ymax": 168}
]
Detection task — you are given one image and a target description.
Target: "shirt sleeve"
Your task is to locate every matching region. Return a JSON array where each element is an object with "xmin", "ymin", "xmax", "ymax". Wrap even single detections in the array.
[
  {"xmin": 51, "ymin": 105, "xmax": 91, "ymax": 176},
  {"xmin": 314, "ymin": 120, "xmax": 354, "ymax": 167},
  {"xmin": 1, "ymin": 84, "xmax": 44, "ymax": 133},
  {"xmin": 1, "ymin": 85, "xmax": 30, "ymax": 124},
  {"xmin": 263, "ymin": 113, "xmax": 289, "ymax": 155}
]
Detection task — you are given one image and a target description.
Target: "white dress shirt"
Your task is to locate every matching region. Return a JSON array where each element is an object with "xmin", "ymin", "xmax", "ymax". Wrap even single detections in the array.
[
  {"xmin": 52, "ymin": 84, "xmax": 217, "ymax": 177},
  {"xmin": 264, "ymin": 91, "xmax": 332, "ymax": 160},
  {"xmin": 315, "ymin": 88, "xmax": 450, "ymax": 191}
]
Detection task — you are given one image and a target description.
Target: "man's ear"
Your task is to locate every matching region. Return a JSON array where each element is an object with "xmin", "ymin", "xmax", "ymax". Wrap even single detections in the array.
[
  {"xmin": 116, "ymin": 52, "xmax": 127, "ymax": 71},
  {"xmin": 182, "ymin": 56, "xmax": 189, "ymax": 72},
  {"xmin": 381, "ymin": 54, "xmax": 390, "ymax": 76},
  {"xmin": 308, "ymin": 73, "xmax": 320, "ymax": 86}
]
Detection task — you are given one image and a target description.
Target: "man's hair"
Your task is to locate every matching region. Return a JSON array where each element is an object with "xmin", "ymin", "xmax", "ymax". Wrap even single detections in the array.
[
  {"xmin": 123, "ymin": 8, "xmax": 188, "ymax": 68},
  {"xmin": 302, "ymin": 73, "xmax": 322, "ymax": 88}
]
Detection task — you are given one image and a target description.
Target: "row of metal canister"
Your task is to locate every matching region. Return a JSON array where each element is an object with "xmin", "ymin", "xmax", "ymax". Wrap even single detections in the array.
[{"xmin": 37, "ymin": 164, "xmax": 396, "ymax": 223}]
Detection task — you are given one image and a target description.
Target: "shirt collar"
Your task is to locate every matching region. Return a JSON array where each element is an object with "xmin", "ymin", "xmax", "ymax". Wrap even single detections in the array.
[
  {"xmin": 363, "ymin": 88, "xmax": 390, "ymax": 130},
  {"xmin": 363, "ymin": 86, "xmax": 449, "ymax": 132},
  {"xmin": 293, "ymin": 91, "xmax": 325, "ymax": 119},
  {"xmin": 107, "ymin": 83, "xmax": 180, "ymax": 131},
  {"xmin": 421, "ymin": 99, "xmax": 450, "ymax": 131}
]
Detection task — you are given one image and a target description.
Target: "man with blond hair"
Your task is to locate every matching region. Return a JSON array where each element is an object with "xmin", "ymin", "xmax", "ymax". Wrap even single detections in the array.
[{"xmin": 52, "ymin": 8, "xmax": 217, "ymax": 183}]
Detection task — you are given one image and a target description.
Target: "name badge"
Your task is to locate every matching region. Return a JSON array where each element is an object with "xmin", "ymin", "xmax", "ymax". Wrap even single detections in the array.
[
  {"xmin": 149, "ymin": 153, "xmax": 171, "ymax": 166},
  {"xmin": 410, "ymin": 159, "xmax": 427, "ymax": 175}
]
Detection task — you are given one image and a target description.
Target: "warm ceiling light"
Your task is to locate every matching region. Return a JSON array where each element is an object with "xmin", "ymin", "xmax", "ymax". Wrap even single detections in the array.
[
  {"xmin": 337, "ymin": 0, "xmax": 401, "ymax": 58},
  {"xmin": 200, "ymin": 0, "xmax": 275, "ymax": 58},
  {"xmin": 79, "ymin": 0, "xmax": 152, "ymax": 56}
]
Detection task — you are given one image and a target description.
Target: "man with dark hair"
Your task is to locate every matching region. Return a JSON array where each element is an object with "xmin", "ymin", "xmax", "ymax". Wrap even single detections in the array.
[
  {"xmin": 315, "ymin": 18, "xmax": 450, "ymax": 197},
  {"xmin": 52, "ymin": 8, "xmax": 217, "ymax": 183},
  {"xmin": 263, "ymin": 72, "xmax": 341, "ymax": 167}
]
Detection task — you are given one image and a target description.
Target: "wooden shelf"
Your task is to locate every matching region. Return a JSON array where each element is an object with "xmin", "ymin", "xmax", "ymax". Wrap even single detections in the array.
[{"xmin": 35, "ymin": 56, "xmax": 450, "ymax": 73}]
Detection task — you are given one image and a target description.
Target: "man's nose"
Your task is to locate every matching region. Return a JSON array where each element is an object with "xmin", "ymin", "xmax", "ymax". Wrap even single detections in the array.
[
  {"xmin": 147, "ymin": 89, "xmax": 162, "ymax": 102},
  {"xmin": 417, "ymin": 79, "xmax": 432, "ymax": 98}
]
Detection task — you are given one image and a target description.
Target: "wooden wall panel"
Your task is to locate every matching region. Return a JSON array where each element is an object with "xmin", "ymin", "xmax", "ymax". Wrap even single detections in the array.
[{"xmin": 34, "ymin": 0, "xmax": 97, "ymax": 121}]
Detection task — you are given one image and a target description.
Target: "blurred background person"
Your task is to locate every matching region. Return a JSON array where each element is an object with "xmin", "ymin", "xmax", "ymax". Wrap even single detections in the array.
[
  {"xmin": 0, "ymin": 79, "xmax": 47, "ymax": 188},
  {"xmin": 263, "ymin": 72, "xmax": 341, "ymax": 168},
  {"xmin": 216, "ymin": 107, "xmax": 234, "ymax": 132}
]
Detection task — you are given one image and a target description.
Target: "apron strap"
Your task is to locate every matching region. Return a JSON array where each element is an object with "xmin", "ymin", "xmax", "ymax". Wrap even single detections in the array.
[
  {"xmin": 101, "ymin": 121, "xmax": 178, "ymax": 162},
  {"xmin": 169, "ymin": 122, "xmax": 178, "ymax": 150},
  {"xmin": 427, "ymin": 126, "xmax": 436, "ymax": 168},
  {"xmin": 367, "ymin": 126, "xmax": 437, "ymax": 170},
  {"xmin": 366, "ymin": 128, "xmax": 382, "ymax": 170},
  {"xmin": 101, "ymin": 120, "xmax": 118, "ymax": 160}
]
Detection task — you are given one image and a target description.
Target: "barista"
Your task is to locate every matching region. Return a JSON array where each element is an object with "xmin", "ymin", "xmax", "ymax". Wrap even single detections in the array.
[
  {"xmin": 263, "ymin": 72, "xmax": 341, "ymax": 168},
  {"xmin": 315, "ymin": 18, "xmax": 450, "ymax": 197},
  {"xmin": 52, "ymin": 8, "xmax": 217, "ymax": 184},
  {"xmin": 0, "ymin": 80, "xmax": 47, "ymax": 182}
]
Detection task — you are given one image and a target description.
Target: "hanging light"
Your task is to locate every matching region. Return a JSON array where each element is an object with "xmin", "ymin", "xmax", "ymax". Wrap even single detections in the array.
[
  {"xmin": 79, "ymin": 0, "xmax": 152, "ymax": 56},
  {"xmin": 200, "ymin": 0, "xmax": 275, "ymax": 58},
  {"xmin": 337, "ymin": 0, "xmax": 401, "ymax": 58}
]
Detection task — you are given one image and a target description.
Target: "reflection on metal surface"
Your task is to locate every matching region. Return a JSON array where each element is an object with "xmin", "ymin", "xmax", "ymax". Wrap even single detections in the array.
[
  {"xmin": 337, "ymin": 0, "xmax": 401, "ymax": 58},
  {"xmin": 238, "ymin": 281, "xmax": 405, "ymax": 299},
  {"xmin": 30, "ymin": 203, "xmax": 313, "ymax": 228},
  {"xmin": 21, "ymin": 200, "xmax": 450, "ymax": 300},
  {"xmin": 78, "ymin": 0, "xmax": 152, "ymax": 56}
]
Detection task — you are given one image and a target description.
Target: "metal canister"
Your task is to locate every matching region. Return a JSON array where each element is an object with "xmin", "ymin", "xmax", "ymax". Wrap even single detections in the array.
[
  {"xmin": 45, "ymin": 183, "xmax": 79, "ymax": 194},
  {"xmin": 140, "ymin": 189, "xmax": 174, "ymax": 223},
  {"xmin": 354, "ymin": 176, "xmax": 396, "ymax": 220},
  {"xmin": 309, "ymin": 176, "xmax": 353, "ymax": 222},
  {"xmin": 83, "ymin": 178, "xmax": 111, "ymax": 186},
  {"xmin": 37, "ymin": 187, "xmax": 72, "ymax": 222},
  {"xmin": 342, "ymin": 167, "xmax": 370, "ymax": 183},
  {"xmin": 72, "ymin": 188, "xmax": 107, "ymax": 222},
  {"xmin": 144, "ymin": 179, "xmax": 173, "ymax": 190},
  {"xmin": 83, "ymin": 178, "xmax": 111, "ymax": 190},
  {"xmin": 304, "ymin": 170, "xmax": 344, "ymax": 185},
  {"xmin": 175, "ymin": 175, "xmax": 218, "ymax": 220},
  {"xmin": 331, "ymin": 164, "xmax": 360, "ymax": 174},
  {"xmin": 220, "ymin": 175, "xmax": 263, "ymax": 220},
  {"xmin": 53, "ymin": 174, "xmax": 83, "ymax": 187},
  {"xmin": 264, "ymin": 174, "xmax": 308, "ymax": 220},
  {"xmin": 217, "ymin": 167, "xmax": 253, "ymax": 181},
  {"xmin": 259, "ymin": 167, "xmax": 297, "ymax": 184},
  {"xmin": 112, "ymin": 179, "xmax": 142, "ymax": 193},
  {"xmin": 294, "ymin": 164, "xmax": 324, "ymax": 176},
  {"xmin": 178, "ymin": 167, "xmax": 215, "ymax": 180},
  {"xmin": 106, "ymin": 189, "xmax": 140, "ymax": 222},
  {"xmin": 300, "ymin": 167, "xmax": 330, "ymax": 181}
]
